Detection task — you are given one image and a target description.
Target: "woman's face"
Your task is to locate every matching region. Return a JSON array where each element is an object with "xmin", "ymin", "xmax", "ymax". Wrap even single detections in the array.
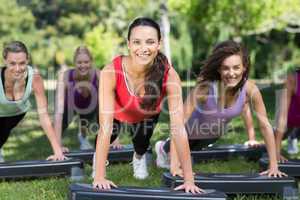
[
  {"xmin": 127, "ymin": 25, "xmax": 161, "ymax": 67},
  {"xmin": 75, "ymin": 53, "xmax": 92, "ymax": 76},
  {"xmin": 4, "ymin": 52, "xmax": 28, "ymax": 80},
  {"xmin": 219, "ymin": 54, "xmax": 245, "ymax": 88}
]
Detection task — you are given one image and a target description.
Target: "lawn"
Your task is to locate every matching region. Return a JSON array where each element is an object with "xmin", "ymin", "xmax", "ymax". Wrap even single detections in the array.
[{"xmin": 0, "ymin": 83, "xmax": 297, "ymax": 200}]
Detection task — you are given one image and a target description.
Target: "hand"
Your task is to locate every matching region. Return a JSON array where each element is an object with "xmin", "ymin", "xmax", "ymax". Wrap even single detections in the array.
[
  {"xmin": 174, "ymin": 181, "xmax": 205, "ymax": 194},
  {"xmin": 61, "ymin": 146, "xmax": 69, "ymax": 153},
  {"xmin": 260, "ymin": 167, "xmax": 287, "ymax": 178},
  {"xmin": 171, "ymin": 166, "xmax": 184, "ymax": 177},
  {"xmin": 110, "ymin": 139, "xmax": 123, "ymax": 149},
  {"xmin": 244, "ymin": 140, "xmax": 261, "ymax": 148},
  {"xmin": 93, "ymin": 178, "xmax": 117, "ymax": 190},
  {"xmin": 46, "ymin": 153, "xmax": 67, "ymax": 161},
  {"xmin": 277, "ymin": 153, "xmax": 288, "ymax": 163}
]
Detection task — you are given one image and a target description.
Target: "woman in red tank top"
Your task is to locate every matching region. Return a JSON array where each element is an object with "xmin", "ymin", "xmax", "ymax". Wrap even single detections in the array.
[{"xmin": 93, "ymin": 17, "xmax": 202, "ymax": 193}]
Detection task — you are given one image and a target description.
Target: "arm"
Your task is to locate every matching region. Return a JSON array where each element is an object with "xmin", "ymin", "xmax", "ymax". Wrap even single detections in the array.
[
  {"xmin": 93, "ymin": 64, "xmax": 117, "ymax": 189},
  {"xmin": 246, "ymin": 81, "xmax": 285, "ymax": 177},
  {"xmin": 167, "ymin": 68, "xmax": 202, "ymax": 193},
  {"xmin": 274, "ymin": 74, "xmax": 295, "ymax": 160},
  {"xmin": 241, "ymin": 102, "xmax": 259, "ymax": 146},
  {"xmin": 32, "ymin": 71, "xmax": 65, "ymax": 160},
  {"xmin": 54, "ymin": 69, "xmax": 67, "ymax": 149},
  {"xmin": 170, "ymin": 87, "xmax": 198, "ymax": 176}
]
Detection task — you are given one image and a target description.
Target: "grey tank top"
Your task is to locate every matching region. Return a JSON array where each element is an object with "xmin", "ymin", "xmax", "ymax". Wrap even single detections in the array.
[{"xmin": 186, "ymin": 81, "xmax": 246, "ymax": 139}]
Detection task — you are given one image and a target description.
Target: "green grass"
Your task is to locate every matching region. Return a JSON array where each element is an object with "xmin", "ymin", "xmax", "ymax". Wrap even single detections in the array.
[{"xmin": 0, "ymin": 84, "xmax": 298, "ymax": 199}]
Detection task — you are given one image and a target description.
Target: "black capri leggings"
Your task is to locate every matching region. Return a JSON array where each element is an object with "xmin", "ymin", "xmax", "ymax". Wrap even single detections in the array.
[
  {"xmin": 0, "ymin": 113, "xmax": 26, "ymax": 148},
  {"xmin": 97, "ymin": 114, "xmax": 160, "ymax": 156}
]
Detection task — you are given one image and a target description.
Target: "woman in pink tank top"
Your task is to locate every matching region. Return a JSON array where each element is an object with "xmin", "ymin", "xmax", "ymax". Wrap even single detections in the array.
[
  {"xmin": 93, "ymin": 17, "xmax": 201, "ymax": 193},
  {"xmin": 160, "ymin": 40, "xmax": 285, "ymax": 178},
  {"xmin": 275, "ymin": 70, "xmax": 300, "ymax": 159}
]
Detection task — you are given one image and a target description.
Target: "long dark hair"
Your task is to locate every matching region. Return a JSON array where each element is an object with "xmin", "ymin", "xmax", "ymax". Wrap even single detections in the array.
[
  {"xmin": 197, "ymin": 40, "xmax": 250, "ymax": 92},
  {"xmin": 128, "ymin": 17, "xmax": 168, "ymax": 111}
]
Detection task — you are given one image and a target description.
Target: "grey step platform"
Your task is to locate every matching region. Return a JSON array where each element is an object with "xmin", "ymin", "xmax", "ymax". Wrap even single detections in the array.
[
  {"xmin": 0, "ymin": 159, "xmax": 83, "ymax": 180},
  {"xmin": 65, "ymin": 144, "xmax": 152, "ymax": 164},
  {"xmin": 162, "ymin": 172, "xmax": 298, "ymax": 198},
  {"xmin": 69, "ymin": 183, "xmax": 227, "ymax": 200},
  {"xmin": 259, "ymin": 157, "xmax": 300, "ymax": 178},
  {"xmin": 192, "ymin": 144, "xmax": 266, "ymax": 162}
]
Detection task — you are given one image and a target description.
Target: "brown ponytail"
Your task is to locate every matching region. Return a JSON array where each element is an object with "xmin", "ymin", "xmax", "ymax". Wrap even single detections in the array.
[{"xmin": 140, "ymin": 52, "xmax": 168, "ymax": 110}]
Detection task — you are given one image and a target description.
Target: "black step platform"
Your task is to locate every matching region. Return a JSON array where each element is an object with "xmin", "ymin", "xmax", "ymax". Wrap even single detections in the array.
[
  {"xmin": 0, "ymin": 159, "xmax": 83, "ymax": 180},
  {"xmin": 69, "ymin": 183, "xmax": 227, "ymax": 200},
  {"xmin": 191, "ymin": 144, "xmax": 266, "ymax": 162},
  {"xmin": 162, "ymin": 172, "xmax": 298, "ymax": 198},
  {"xmin": 65, "ymin": 144, "xmax": 152, "ymax": 164},
  {"xmin": 259, "ymin": 157, "xmax": 300, "ymax": 178}
]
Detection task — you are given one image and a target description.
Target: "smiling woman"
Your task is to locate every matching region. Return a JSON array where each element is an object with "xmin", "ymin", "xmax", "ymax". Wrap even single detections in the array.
[
  {"xmin": 155, "ymin": 40, "xmax": 286, "ymax": 179},
  {"xmin": 92, "ymin": 17, "xmax": 202, "ymax": 194},
  {"xmin": 0, "ymin": 41, "xmax": 65, "ymax": 162}
]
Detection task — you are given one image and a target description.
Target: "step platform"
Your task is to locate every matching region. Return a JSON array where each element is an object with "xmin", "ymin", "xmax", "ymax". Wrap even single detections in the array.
[
  {"xmin": 191, "ymin": 144, "xmax": 266, "ymax": 162},
  {"xmin": 0, "ymin": 158, "xmax": 83, "ymax": 180},
  {"xmin": 259, "ymin": 157, "xmax": 300, "ymax": 178},
  {"xmin": 162, "ymin": 172, "xmax": 298, "ymax": 198},
  {"xmin": 69, "ymin": 183, "xmax": 227, "ymax": 200},
  {"xmin": 65, "ymin": 144, "xmax": 152, "ymax": 164}
]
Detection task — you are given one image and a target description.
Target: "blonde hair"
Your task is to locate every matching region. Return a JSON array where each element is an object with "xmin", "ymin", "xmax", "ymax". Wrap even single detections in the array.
[{"xmin": 73, "ymin": 46, "xmax": 93, "ymax": 62}]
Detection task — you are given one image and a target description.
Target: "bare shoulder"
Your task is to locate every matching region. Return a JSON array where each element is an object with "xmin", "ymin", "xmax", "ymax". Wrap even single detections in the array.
[
  {"xmin": 167, "ymin": 67, "xmax": 180, "ymax": 82},
  {"xmin": 244, "ymin": 80, "xmax": 261, "ymax": 100},
  {"xmin": 32, "ymin": 71, "xmax": 45, "ymax": 93},
  {"xmin": 192, "ymin": 76, "xmax": 210, "ymax": 104},
  {"xmin": 100, "ymin": 63, "xmax": 116, "ymax": 89}
]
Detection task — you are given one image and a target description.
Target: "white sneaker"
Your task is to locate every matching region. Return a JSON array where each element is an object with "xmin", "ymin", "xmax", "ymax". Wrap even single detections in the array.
[
  {"xmin": 288, "ymin": 137, "xmax": 299, "ymax": 154},
  {"xmin": 155, "ymin": 140, "xmax": 170, "ymax": 169},
  {"xmin": 132, "ymin": 153, "xmax": 148, "ymax": 180},
  {"xmin": 78, "ymin": 133, "xmax": 93, "ymax": 150},
  {"xmin": 0, "ymin": 149, "xmax": 4, "ymax": 162}
]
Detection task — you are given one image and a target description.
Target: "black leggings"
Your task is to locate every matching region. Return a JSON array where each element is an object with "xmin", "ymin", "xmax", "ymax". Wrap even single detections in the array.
[
  {"xmin": 97, "ymin": 115, "xmax": 160, "ymax": 156},
  {"xmin": 0, "ymin": 113, "xmax": 26, "ymax": 148},
  {"xmin": 163, "ymin": 138, "xmax": 219, "ymax": 153}
]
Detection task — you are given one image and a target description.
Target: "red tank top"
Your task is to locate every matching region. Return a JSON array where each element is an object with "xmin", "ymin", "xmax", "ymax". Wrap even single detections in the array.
[{"xmin": 113, "ymin": 56, "xmax": 169, "ymax": 123}]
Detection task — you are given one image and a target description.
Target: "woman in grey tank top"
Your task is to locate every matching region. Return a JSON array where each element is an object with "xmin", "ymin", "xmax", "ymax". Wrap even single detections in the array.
[
  {"xmin": 0, "ymin": 41, "xmax": 65, "ymax": 162},
  {"xmin": 155, "ymin": 40, "xmax": 285, "ymax": 178}
]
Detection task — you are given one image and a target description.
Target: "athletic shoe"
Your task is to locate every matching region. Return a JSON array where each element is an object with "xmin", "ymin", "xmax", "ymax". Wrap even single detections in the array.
[
  {"xmin": 132, "ymin": 153, "xmax": 148, "ymax": 180},
  {"xmin": 155, "ymin": 140, "xmax": 170, "ymax": 169},
  {"xmin": 78, "ymin": 133, "xmax": 93, "ymax": 150},
  {"xmin": 287, "ymin": 137, "xmax": 299, "ymax": 154}
]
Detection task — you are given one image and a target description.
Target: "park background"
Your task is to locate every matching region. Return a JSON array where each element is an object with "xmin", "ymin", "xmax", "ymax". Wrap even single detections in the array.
[{"xmin": 1, "ymin": 0, "xmax": 300, "ymax": 199}]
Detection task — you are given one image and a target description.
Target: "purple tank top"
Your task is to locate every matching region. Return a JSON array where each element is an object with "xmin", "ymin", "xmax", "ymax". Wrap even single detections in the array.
[
  {"xmin": 287, "ymin": 71, "xmax": 300, "ymax": 127},
  {"xmin": 65, "ymin": 69, "xmax": 98, "ymax": 114},
  {"xmin": 186, "ymin": 82, "xmax": 246, "ymax": 139}
]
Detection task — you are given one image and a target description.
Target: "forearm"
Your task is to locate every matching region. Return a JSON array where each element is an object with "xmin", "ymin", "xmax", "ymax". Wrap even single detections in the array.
[
  {"xmin": 274, "ymin": 129, "xmax": 285, "ymax": 155},
  {"xmin": 247, "ymin": 128, "xmax": 256, "ymax": 141},
  {"xmin": 171, "ymin": 127, "xmax": 194, "ymax": 182},
  {"xmin": 94, "ymin": 130, "xmax": 111, "ymax": 180},
  {"xmin": 170, "ymin": 139, "xmax": 181, "ymax": 169},
  {"xmin": 54, "ymin": 113, "xmax": 63, "ymax": 146},
  {"xmin": 260, "ymin": 125, "xmax": 278, "ymax": 167},
  {"xmin": 39, "ymin": 113, "xmax": 62, "ymax": 154}
]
